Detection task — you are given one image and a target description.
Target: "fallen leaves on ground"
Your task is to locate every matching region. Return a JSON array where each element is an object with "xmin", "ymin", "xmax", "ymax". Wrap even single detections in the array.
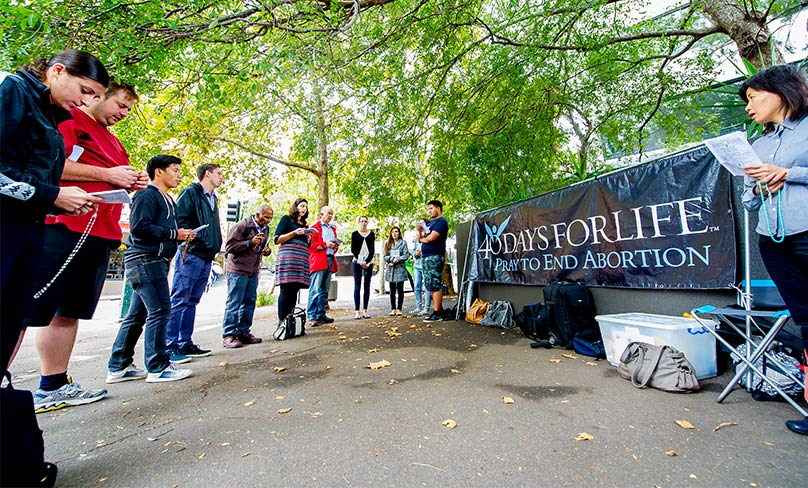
[
  {"xmin": 272, "ymin": 366, "xmax": 286, "ymax": 373},
  {"xmin": 665, "ymin": 450, "xmax": 677, "ymax": 457},
  {"xmin": 218, "ymin": 361, "xmax": 229, "ymax": 367},
  {"xmin": 585, "ymin": 361, "xmax": 598, "ymax": 366},
  {"xmin": 450, "ymin": 369, "xmax": 460, "ymax": 374},
  {"xmin": 713, "ymin": 421, "xmax": 738, "ymax": 432},
  {"xmin": 549, "ymin": 359, "xmax": 562, "ymax": 364},
  {"xmin": 367, "ymin": 348, "xmax": 379, "ymax": 353},
  {"xmin": 575, "ymin": 432, "xmax": 593, "ymax": 441},
  {"xmin": 501, "ymin": 396, "xmax": 515, "ymax": 404},
  {"xmin": 277, "ymin": 408, "xmax": 292, "ymax": 414},
  {"xmin": 562, "ymin": 354, "xmax": 578, "ymax": 360},
  {"xmin": 408, "ymin": 324, "xmax": 417, "ymax": 329},
  {"xmin": 675, "ymin": 419, "xmax": 696, "ymax": 430},
  {"xmin": 275, "ymin": 396, "xmax": 284, "ymax": 400},
  {"xmin": 431, "ymin": 331, "xmax": 442, "ymax": 337},
  {"xmin": 367, "ymin": 360, "xmax": 392, "ymax": 370},
  {"xmin": 442, "ymin": 419, "xmax": 458, "ymax": 430},
  {"xmin": 244, "ymin": 400, "xmax": 255, "ymax": 407}
]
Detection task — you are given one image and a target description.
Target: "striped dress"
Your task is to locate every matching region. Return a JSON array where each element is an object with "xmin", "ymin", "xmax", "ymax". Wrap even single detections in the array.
[{"xmin": 274, "ymin": 215, "xmax": 310, "ymax": 286}]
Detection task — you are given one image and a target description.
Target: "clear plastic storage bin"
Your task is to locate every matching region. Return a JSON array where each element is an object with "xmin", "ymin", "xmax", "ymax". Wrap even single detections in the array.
[{"xmin": 596, "ymin": 313, "xmax": 717, "ymax": 379}]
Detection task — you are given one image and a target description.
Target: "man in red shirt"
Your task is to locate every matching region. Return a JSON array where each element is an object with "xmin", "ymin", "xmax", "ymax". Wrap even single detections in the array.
[{"xmin": 26, "ymin": 81, "xmax": 148, "ymax": 413}]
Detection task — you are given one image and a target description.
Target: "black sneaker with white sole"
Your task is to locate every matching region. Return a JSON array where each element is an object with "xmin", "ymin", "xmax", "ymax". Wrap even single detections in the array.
[{"xmin": 423, "ymin": 312, "xmax": 443, "ymax": 323}]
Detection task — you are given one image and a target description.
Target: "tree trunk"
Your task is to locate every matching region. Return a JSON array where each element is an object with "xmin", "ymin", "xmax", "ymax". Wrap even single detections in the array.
[
  {"xmin": 703, "ymin": 0, "xmax": 784, "ymax": 69},
  {"xmin": 313, "ymin": 73, "xmax": 329, "ymax": 211}
]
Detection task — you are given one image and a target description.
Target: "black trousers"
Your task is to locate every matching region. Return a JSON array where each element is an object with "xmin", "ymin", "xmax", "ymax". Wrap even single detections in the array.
[
  {"xmin": 277, "ymin": 283, "xmax": 303, "ymax": 322},
  {"xmin": 759, "ymin": 230, "xmax": 808, "ymax": 351},
  {"xmin": 389, "ymin": 281, "xmax": 404, "ymax": 310},
  {"xmin": 1, "ymin": 215, "xmax": 44, "ymax": 378},
  {"xmin": 352, "ymin": 262, "xmax": 373, "ymax": 310}
]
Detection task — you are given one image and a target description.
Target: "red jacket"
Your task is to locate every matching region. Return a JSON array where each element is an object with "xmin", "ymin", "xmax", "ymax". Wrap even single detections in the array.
[{"xmin": 309, "ymin": 220, "xmax": 339, "ymax": 273}]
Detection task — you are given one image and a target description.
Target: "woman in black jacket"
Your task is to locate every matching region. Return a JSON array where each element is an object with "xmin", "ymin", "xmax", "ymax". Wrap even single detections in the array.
[
  {"xmin": 350, "ymin": 216, "xmax": 375, "ymax": 319},
  {"xmin": 1, "ymin": 50, "xmax": 109, "ymax": 377}
]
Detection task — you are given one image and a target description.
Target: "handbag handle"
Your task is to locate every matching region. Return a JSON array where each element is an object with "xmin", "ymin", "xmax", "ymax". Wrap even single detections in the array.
[{"xmin": 631, "ymin": 344, "xmax": 666, "ymax": 389}]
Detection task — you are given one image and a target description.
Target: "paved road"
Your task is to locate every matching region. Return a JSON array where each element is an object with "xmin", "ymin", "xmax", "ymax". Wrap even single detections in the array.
[{"xmin": 11, "ymin": 277, "xmax": 807, "ymax": 487}]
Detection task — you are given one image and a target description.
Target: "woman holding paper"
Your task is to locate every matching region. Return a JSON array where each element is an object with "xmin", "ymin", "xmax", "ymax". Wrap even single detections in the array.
[
  {"xmin": 1, "ymin": 50, "xmax": 108, "ymax": 378},
  {"xmin": 273, "ymin": 198, "xmax": 311, "ymax": 324},
  {"xmin": 739, "ymin": 64, "xmax": 808, "ymax": 436},
  {"xmin": 383, "ymin": 226, "xmax": 410, "ymax": 316},
  {"xmin": 351, "ymin": 216, "xmax": 375, "ymax": 319}
]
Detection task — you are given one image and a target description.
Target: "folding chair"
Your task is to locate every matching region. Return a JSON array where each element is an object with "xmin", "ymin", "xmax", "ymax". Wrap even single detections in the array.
[{"xmin": 691, "ymin": 281, "xmax": 807, "ymax": 416}]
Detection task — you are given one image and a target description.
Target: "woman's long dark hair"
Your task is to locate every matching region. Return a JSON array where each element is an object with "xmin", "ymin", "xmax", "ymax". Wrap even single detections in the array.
[
  {"xmin": 384, "ymin": 226, "xmax": 401, "ymax": 253},
  {"xmin": 739, "ymin": 64, "xmax": 808, "ymax": 132},
  {"xmin": 23, "ymin": 50, "xmax": 109, "ymax": 87},
  {"xmin": 288, "ymin": 198, "xmax": 309, "ymax": 226}
]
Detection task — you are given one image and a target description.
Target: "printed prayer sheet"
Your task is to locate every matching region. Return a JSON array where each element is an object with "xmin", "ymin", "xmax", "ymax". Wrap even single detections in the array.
[{"xmin": 704, "ymin": 131, "xmax": 763, "ymax": 177}]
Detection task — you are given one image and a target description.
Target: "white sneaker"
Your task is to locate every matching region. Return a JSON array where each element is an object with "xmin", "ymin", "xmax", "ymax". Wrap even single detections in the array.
[
  {"xmin": 145, "ymin": 362, "xmax": 192, "ymax": 383},
  {"xmin": 106, "ymin": 364, "xmax": 147, "ymax": 384}
]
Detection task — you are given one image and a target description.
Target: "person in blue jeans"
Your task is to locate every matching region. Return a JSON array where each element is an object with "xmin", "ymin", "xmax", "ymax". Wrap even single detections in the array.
[
  {"xmin": 306, "ymin": 206, "xmax": 339, "ymax": 327},
  {"xmin": 165, "ymin": 163, "xmax": 224, "ymax": 362},
  {"xmin": 222, "ymin": 205, "xmax": 274, "ymax": 348},
  {"xmin": 106, "ymin": 155, "xmax": 195, "ymax": 384}
]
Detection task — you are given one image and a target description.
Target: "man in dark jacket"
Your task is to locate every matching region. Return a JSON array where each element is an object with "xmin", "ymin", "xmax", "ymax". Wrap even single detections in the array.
[
  {"xmin": 106, "ymin": 155, "xmax": 196, "ymax": 383},
  {"xmin": 165, "ymin": 164, "xmax": 224, "ymax": 361},
  {"xmin": 222, "ymin": 205, "xmax": 273, "ymax": 348}
]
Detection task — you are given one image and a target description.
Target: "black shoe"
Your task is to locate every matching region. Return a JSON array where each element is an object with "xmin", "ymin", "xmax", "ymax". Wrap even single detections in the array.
[
  {"xmin": 179, "ymin": 343, "xmax": 212, "ymax": 358},
  {"xmin": 320, "ymin": 316, "xmax": 335, "ymax": 324},
  {"xmin": 785, "ymin": 417, "xmax": 808, "ymax": 435},
  {"xmin": 423, "ymin": 312, "xmax": 443, "ymax": 323}
]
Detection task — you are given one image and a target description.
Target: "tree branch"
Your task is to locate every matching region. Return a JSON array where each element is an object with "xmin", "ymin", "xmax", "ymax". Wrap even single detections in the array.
[{"xmin": 214, "ymin": 137, "xmax": 319, "ymax": 175}]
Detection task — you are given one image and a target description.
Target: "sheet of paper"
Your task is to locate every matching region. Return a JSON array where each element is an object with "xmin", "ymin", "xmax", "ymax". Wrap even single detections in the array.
[
  {"xmin": 89, "ymin": 189, "xmax": 131, "ymax": 204},
  {"xmin": 703, "ymin": 132, "xmax": 762, "ymax": 177},
  {"xmin": 331, "ymin": 237, "xmax": 343, "ymax": 245},
  {"xmin": 192, "ymin": 224, "xmax": 209, "ymax": 233},
  {"xmin": 417, "ymin": 220, "xmax": 431, "ymax": 236},
  {"xmin": 304, "ymin": 227, "xmax": 319, "ymax": 235},
  {"xmin": 68, "ymin": 145, "xmax": 84, "ymax": 162},
  {"xmin": 389, "ymin": 249, "xmax": 401, "ymax": 259}
]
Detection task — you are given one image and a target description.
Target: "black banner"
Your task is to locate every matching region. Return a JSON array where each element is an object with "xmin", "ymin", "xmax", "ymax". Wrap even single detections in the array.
[{"xmin": 468, "ymin": 146, "xmax": 736, "ymax": 288}]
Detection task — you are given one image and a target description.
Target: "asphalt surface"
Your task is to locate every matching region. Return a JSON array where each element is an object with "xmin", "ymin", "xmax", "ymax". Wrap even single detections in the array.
[{"xmin": 10, "ymin": 277, "xmax": 807, "ymax": 488}]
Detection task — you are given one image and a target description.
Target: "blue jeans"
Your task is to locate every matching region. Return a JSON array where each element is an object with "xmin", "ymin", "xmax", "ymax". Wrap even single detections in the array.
[
  {"xmin": 413, "ymin": 267, "xmax": 432, "ymax": 311},
  {"xmin": 222, "ymin": 273, "xmax": 258, "ymax": 337},
  {"xmin": 109, "ymin": 257, "xmax": 171, "ymax": 374},
  {"xmin": 166, "ymin": 253, "xmax": 211, "ymax": 349},
  {"xmin": 307, "ymin": 256, "xmax": 332, "ymax": 321}
]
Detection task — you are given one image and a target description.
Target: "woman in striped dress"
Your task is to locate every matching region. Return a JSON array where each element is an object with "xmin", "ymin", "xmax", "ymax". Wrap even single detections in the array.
[{"xmin": 273, "ymin": 198, "xmax": 311, "ymax": 322}]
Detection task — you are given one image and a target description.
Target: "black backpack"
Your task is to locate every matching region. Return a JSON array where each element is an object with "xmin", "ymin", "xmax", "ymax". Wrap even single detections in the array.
[
  {"xmin": 514, "ymin": 303, "xmax": 550, "ymax": 341},
  {"xmin": 543, "ymin": 280, "xmax": 599, "ymax": 349}
]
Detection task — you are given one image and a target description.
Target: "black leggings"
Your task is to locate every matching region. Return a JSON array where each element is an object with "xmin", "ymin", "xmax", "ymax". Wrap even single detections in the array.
[
  {"xmin": 353, "ymin": 262, "xmax": 373, "ymax": 310},
  {"xmin": 389, "ymin": 281, "xmax": 404, "ymax": 310},
  {"xmin": 278, "ymin": 283, "xmax": 304, "ymax": 322},
  {"xmin": 759, "ymin": 231, "xmax": 808, "ymax": 351}
]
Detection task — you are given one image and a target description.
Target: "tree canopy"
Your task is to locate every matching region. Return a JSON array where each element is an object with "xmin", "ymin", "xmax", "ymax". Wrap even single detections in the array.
[{"xmin": 2, "ymin": 0, "xmax": 805, "ymax": 224}]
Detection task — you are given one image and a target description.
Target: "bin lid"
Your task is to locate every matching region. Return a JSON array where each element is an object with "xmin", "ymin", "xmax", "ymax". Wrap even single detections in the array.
[{"xmin": 595, "ymin": 313, "xmax": 714, "ymax": 330}]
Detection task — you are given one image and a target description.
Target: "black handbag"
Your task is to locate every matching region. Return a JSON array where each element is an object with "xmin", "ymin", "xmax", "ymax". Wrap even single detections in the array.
[
  {"xmin": 274, "ymin": 307, "xmax": 307, "ymax": 340},
  {"xmin": 1, "ymin": 372, "xmax": 58, "ymax": 487}
]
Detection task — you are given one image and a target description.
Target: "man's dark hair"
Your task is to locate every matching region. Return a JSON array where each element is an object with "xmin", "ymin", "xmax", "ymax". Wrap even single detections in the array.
[
  {"xmin": 739, "ymin": 64, "xmax": 808, "ymax": 133},
  {"xmin": 107, "ymin": 80, "xmax": 139, "ymax": 102},
  {"xmin": 427, "ymin": 200, "xmax": 443, "ymax": 211},
  {"xmin": 24, "ymin": 50, "xmax": 109, "ymax": 87},
  {"xmin": 197, "ymin": 163, "xmax": 220, "ymax": 181},
  {"xmin": 147, "ymin": 154, "xmax": 182, "ymax": 179}
]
